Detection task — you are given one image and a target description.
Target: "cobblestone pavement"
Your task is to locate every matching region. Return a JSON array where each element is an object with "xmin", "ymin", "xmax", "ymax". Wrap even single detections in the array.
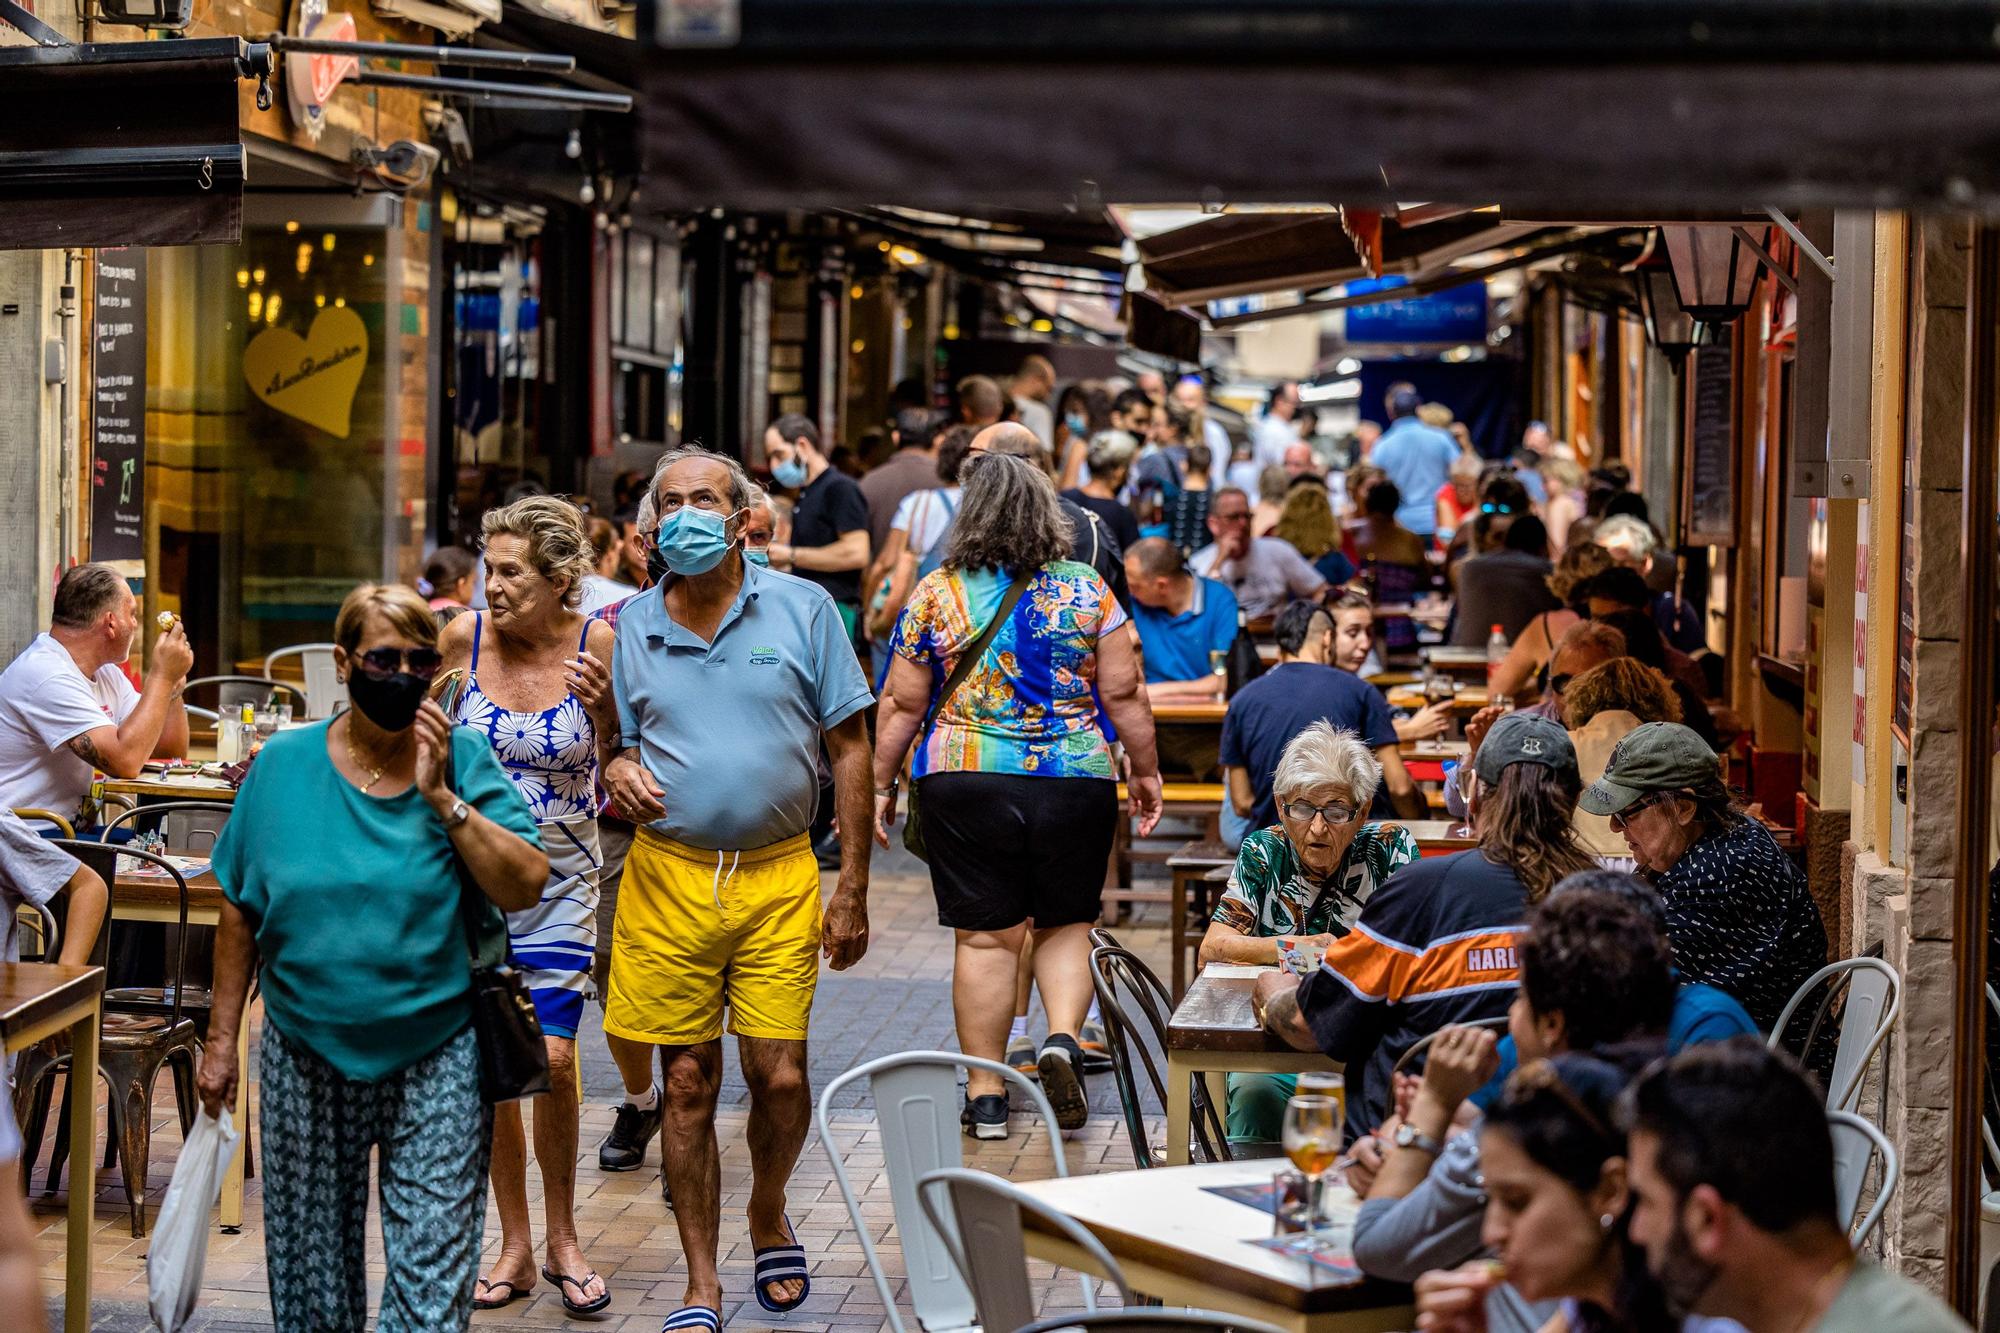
[{"xmin": 29, "ymin": 840, "xmax": 1178, "ymax": 1331}]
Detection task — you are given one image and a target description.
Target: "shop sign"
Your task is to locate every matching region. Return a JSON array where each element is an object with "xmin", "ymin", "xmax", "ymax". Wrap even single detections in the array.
[
  {"xmin": 90, "ymin": 249, "xmax": 147, "ymax": 564},
  {"xmin": 286, "ymin": 1, "xmax": 360, "ymax": 143},
  {"xmin": 1343, "ymin": 276, "xmax": 1488, "ymax": 345},
  {"xmin": 243, "ymin": 306, "xmax": 369, "ymax": 438}
]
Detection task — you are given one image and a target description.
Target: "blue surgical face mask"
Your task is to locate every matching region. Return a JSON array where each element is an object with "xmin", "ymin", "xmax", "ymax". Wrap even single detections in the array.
[
  {"xmin": 1065, "ymin": 412, "xmax": 1089, "ymax": 438},
  {"xmin": 652, "ymin": 506, "xmax": 741, "ymax": 577},
  {"xmin": 772, "ymin": 455, "xmax": 808, "ymax": 489},
  {"xmin": 744, "ymin": 547, "xmax": 771, "ymax": 568}
]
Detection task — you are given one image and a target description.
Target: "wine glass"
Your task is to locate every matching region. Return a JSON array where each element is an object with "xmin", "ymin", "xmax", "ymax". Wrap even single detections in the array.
[{"xmin": 1280, "ymin": 1094, "xmax": 1341, "ymax": 1234}]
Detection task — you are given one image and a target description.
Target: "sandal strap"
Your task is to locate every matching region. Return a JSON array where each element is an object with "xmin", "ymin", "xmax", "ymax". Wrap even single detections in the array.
[{"xmin": 663, "ymin": 1305, "xmax": 722, "ymax": 1333}]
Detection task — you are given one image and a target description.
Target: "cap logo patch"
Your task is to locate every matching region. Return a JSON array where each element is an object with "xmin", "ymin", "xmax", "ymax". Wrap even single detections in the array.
[{"xmin": 1520, "ymin": 737, "xmax": 1545, "ymax": 755}]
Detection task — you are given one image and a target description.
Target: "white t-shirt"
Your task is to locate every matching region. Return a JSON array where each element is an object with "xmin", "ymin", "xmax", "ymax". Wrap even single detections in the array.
[
  {"xmin": 0, "ymin": 633, "xmax": 141, "ymax": 820},
  {"xmin": 891, "ymin": 486, "xmax": 964, "ymax": 561},
  {"xmin": 0, "ymin": 806, "xmax": 78, "ymax": 964}
]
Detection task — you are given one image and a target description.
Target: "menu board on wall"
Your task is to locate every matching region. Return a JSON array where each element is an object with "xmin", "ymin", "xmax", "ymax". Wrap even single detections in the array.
[
  {"xmin": 1682, "ymin": 329, "xmax": 1735, "ymax": 547},
  {"xmin": 90, "ymin": 249, "xmax": 147, "ymax": 563}
]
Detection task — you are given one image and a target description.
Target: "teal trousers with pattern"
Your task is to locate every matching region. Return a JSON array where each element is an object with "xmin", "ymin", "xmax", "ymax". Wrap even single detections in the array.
[{"xmin": 259, "ymin": 1021, "xmax": 493, "ymax": 1331}]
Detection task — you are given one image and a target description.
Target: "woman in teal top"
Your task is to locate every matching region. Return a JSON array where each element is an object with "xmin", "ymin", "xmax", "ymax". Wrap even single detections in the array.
[{"xmin": 196, "ymin": 583, "xmax": 546, "ymax": 1333}]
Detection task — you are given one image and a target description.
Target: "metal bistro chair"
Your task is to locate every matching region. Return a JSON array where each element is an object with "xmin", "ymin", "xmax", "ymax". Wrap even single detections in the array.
[
  {"xmin": 1088, "ymin": 933, "xmax": 1231, "ymax": 1168},
  {"xmin": 181, "ymin": 674, "xmax": 309, "ymax": 725},
  {"xmin": 1017, "ymin": 1311, "xmax": 1290, "ymax": 1333},
  {"xmin": 816, "ymin": 1051, "xmax": 1070, "ymax": 1333},
  {"xmin": 1766, "ymin": 955, "xmax": 1901, "ymax": 1114},
  {"xmin": 263, "ymin": 643, "xmax": 344, "ymax": 719},
  {"xmin": 1391, "ymin": 1016, "xmax": 1514, "ymax": 1079},
  {"xmin": 917, "ymin": 1167, "xmax": 1132, "ymax": 1333},
  {"xmin": 1828, "ymin": 1109, "xmax": 1898, "ymax": 1249},
  {"xmin": 14, "ymin": 840, "xmax": 201, "ymax": 1235},
  {"xmin": 11, "ymin": 807, "xmax": 75, "ymax": 839}
]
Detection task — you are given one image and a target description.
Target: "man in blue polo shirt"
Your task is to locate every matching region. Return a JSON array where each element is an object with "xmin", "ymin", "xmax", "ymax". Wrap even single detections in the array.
[
  {"xmin": 1124, "ymin": 537, "xmax": 1238, "ymax": 702},
  {"xmin": 1221, "ymin": 599, "xmax": 1427, "ymax": 829},
  {"xmin": 600, "ymin": 448, "xmax": 874, "ymax": 1330},
  {"xmin": 1369, "ymin": 383, "xmax": 1462, "ymax": 538}
]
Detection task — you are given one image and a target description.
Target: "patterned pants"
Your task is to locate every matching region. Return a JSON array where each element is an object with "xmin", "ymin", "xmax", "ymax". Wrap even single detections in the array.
[{"xmin": 259, "ymin": 1022, "xmax": 493, "ymax": 1332}]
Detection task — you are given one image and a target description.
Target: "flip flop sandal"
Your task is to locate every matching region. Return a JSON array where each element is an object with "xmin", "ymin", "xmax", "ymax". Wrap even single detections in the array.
[
  {"xmin": 662, "ymin": 1304, "xmax": 723, "ymax": 1333},
  {"xmin": 472, "ymin": 1277, "xmax": 530, "ymax": 1310},
  {"xmin": 752, "ymin": 1215, "xmax": 811, "ymax": 1314},
  {"xmin": 542, "ymin": 1264, "xmax": 613, "ymax": 1317}
]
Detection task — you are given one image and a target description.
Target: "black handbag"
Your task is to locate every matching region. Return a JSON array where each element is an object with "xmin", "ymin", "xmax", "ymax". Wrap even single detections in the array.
[
  {"xmin": 903, "ymin": 570, "xmax": 1035, "ymax": 862},
  {"xmin": 446, "ymin": 741, "xmax": 552, "ymax": 1104}
]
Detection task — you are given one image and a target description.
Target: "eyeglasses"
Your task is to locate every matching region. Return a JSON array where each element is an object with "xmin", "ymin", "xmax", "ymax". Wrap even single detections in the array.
[
  {"xmin": 356, "ymin": 646, "xmax": 444, "ymax": 680},
  {"xmin": 1606, "ymin": 790, "xmax": 1675, "ymax": 829},
  {"xmin": 1279, "ymin": 799, "xmax": 1359, "ymax": 826},
  {"xmin": 1480, "ymin": 502, "xmax": 1518, "ymax": 515}
]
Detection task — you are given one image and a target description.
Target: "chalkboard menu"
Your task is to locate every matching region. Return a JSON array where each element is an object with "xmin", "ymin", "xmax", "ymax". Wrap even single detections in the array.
[
  {"xmin": 90, "ymin": 249, "xmax": 147, "ymax": 563},
  {"xmin": 1683, "ymin": 330, "xmax": 1736, "ymax": 547}
]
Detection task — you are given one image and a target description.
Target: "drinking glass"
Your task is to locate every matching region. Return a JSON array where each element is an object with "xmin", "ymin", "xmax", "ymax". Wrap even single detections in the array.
[
  {"xmin": 1209, "ymin": 648, "xmax": 1228, "ymax": 677},
  {"xmin": 1280, "ymin": 1094, "xmax": 1341, "ymax": 1233},
  {"xmin": 1294, "ymin": 1071, "xmax": 1346, "ymax": 1139}
]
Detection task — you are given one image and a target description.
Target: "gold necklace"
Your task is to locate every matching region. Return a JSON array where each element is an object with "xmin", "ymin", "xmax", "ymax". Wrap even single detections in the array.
[{"xmin": 342, "ymin": 721, "xmax": 391, "ymax": 793}]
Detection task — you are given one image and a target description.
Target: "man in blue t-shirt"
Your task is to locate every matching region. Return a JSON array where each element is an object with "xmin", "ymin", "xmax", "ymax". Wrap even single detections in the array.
[
  {"xmin": 1221, "ymin": 600, "xmax": 1427, "ymax": 827},
  {"xmin": 1124, "ymin": 537, "xmax": 1238, "ymax": 701},
  {"xmin": 1368, "ymin": 383, "xmax": 1462, "ymax": 538}
]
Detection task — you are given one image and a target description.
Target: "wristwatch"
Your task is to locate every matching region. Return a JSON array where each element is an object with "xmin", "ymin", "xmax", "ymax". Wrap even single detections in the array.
[
  {"xmin": 440, "ymin": 797, "xmax": 471, "ymax": 830},
  {"xmin": 1393, "ymin": 1123, "xmax": 1444, "ymax": 1156},
  {"xmin": 876, "ymin": 781, "xmax": 899, "ymax": 801}
]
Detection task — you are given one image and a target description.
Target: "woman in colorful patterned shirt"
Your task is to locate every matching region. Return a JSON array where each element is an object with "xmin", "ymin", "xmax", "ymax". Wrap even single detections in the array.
[
  {"xmin": 873, "ymin": 452, "xmax": 1164, "ymax": 1140},
  {"xmin": 1199, "ymin": 720, "xmax": 1417, "ymax": 1143},
  {"xmin": 436, "ymin": 496, "xmax": 619, "ymax": 1315}
]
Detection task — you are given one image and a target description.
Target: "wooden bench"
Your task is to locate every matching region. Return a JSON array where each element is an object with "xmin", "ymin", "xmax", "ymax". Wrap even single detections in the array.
[
  {"xmin": 1166, "ymin": 839, "xmax": 1236, "ymax": 999},
  {"xmin": 1103, "ymin": 782, "xmax": 1227, "ymax": 920}
]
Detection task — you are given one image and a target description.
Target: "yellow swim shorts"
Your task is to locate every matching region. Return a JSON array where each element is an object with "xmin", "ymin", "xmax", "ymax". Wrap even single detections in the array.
[{"xmin": 602, "ymin": 827, "xmax": 822, "ymax": 1045}]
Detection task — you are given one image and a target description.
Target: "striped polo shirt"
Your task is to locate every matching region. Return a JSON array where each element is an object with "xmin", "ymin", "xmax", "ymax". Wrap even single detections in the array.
[{"xmin": 1298, "ymin": 848, "xmax": 1528, "ymax": 1138}]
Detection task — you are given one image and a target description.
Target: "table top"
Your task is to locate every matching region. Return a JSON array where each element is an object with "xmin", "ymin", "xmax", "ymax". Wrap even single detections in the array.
[
  {"xmin": 102, "ymin": 772, "xmax": 238, "ymax": 801},
  {"xmin": 1401, "ymin": 818, "xmax": 1478, "ymax": 848},
  {"xmin": 1400, "ymin": 740, "xmax": 1469, "ymax": 760},
  {"xmin": 1169, "ymin": 964, "xmax": 1298, "ymax": 1053},
  {"xmin": 0, "ymin": 963, "xmax": 104, "ymax": 1050},
  {"xmin": 113, "ymin": 852, "xmax": 225, "ymax": 914},
  {"xmin": 1385, "ymin": 686, "xmax": 1490, "ymax": 713},
  {"xmin": 1015, "ymin": 1157, "xmax": 1408, "ymax": 1314},
  {"xmin": 1154, "ymin": 700, "xmax": 1229, "ymax": 725},
  {"xmin": 1168, "ymin": 839, "xmax": 1237, "ymax": 869},
  {"xmin": 1424, "ymin": 646, "xmax": 1493, "ymax": 667}
]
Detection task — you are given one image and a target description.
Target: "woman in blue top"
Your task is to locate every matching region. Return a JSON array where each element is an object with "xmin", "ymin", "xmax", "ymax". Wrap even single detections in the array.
[{"xmin": 197, "ymin": 583, "xmax": 546, "ymax": 1333}]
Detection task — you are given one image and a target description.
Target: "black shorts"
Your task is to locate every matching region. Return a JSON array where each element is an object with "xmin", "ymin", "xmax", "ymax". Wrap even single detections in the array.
[{"xmin": 916, "ymin": 771, "xmax": 1118, "ymax": 931}]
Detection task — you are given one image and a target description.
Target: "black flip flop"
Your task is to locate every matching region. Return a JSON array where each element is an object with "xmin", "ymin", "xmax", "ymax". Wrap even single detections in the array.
[
  {"xmin": 542, "ymin": 1264, "xmax": 613, "ymax": 1316},
  {"xmin": 472, "ymin": 1277, "xmax": 530, "ymax": 1310}
]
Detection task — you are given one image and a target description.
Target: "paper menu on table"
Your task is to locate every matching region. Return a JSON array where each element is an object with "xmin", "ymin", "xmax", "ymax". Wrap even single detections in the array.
[{"xmin": 1202, "ymin": 962, "xmax": 1277, "ymax": 978}]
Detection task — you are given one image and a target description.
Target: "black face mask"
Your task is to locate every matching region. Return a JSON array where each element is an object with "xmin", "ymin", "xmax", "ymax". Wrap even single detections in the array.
[
  {"xmin": 346, "ymin": 670, "xmax": 429, "ymax": 732},
  {"xmin": 646, "ymin": 543, "xmax": 669, "ymax": 587}
]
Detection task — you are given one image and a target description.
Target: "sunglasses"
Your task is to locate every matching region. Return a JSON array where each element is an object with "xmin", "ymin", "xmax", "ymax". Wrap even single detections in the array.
[
  {"xmin": 1548, "ymin": 673, "xmax": 1573, "ymax": 695},
  {"xmin": 1507, "ymin": 1059, "xmax": 1616, "ymax": 1144},
  {"xmin": 1480, "ymin": 502, "xmax": 1518, "ymax": 515},
  {"xmin": 1607, "ymin": 790, "xmax": 1674, "ymax": 829},
  {"xmin": 1280, "ymin": 798, "xmax": 1359, "ymax": 826},
  {"xmin": 356, "ymin": 646, "xmax": 444, "ymax": 681}
]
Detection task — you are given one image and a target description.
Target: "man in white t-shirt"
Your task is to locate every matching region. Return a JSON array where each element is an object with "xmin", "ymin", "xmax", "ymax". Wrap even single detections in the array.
[{"xmin": 0, "ymin": 563, "xmax": 192, "ymax": 825}]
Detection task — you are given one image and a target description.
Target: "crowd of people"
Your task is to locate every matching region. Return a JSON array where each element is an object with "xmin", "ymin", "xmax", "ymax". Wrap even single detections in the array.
[{"xmin": 0, "ymin": 356, "xmax": 1958, "ymax": 1333}]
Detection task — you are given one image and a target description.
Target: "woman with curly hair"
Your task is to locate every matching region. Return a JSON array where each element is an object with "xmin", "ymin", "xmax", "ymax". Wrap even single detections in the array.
[
  {"xmin": 1562, "ymin": 658, "xmax": 1682, "ymax": 863},
  {"xmin": 1272, "ymin": 483, "xmax": 1358, "ymax": 585}
]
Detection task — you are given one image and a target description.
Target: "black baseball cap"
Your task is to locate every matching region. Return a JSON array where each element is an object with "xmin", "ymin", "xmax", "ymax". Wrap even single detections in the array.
[{"xmin": 1472, "ymin": 712, "xmax": 1578, "ymax": 787}]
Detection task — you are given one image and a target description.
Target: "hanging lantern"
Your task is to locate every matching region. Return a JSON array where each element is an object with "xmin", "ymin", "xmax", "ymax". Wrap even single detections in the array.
[
  {"xmin": 1632, "ymin": 250, "xmax": 1705, "ymax": 373},
  {"xmin": 1660, "ymin": 224, "xmax": 1761, "ymax": 324}
]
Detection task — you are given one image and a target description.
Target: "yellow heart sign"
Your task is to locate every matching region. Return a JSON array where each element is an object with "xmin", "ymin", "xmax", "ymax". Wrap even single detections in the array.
[{"xmin": 242, "ymin": 306, "xmax": 369, "ymax": 438}]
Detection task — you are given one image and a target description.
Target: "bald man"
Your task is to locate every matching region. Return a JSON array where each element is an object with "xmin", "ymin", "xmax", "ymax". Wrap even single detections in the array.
[
  {"xmin": 969, "ymin": 423, "xmax": 1130, "ymax": 611},
  {"xmin": 1012, "ymin": 354, "xmax": 1057, "ymax": 448}
]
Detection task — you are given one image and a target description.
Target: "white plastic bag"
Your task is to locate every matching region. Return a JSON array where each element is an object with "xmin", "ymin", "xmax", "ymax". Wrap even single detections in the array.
[{"xmin": 147, "ymin": 1107, "xmax": 241, "ymax": 1333}]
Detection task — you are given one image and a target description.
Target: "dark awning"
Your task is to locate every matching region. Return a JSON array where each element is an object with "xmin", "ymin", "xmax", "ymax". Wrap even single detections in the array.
[
  {"xmin": 0, "ymin": 38, "xmax": 261, "ymax": 249},
  {"xmin": 639, "ymin": 1, "xmax": 2000, "ymax": 213}
]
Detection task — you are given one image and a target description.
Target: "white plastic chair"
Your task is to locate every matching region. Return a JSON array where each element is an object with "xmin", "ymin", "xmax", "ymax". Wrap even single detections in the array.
[
  {"xmin": 1017, "ymin": 1312, "xmax": 1289, "ymax": 1333},
  {"xmin": 815, "ymin": 1051, "xmax": 1069, "ymax": 1333},
  {"xmin": 1766, "ymin": 957, "xmax": 1900, "ymax": 1113},
  {"xmin": 262, "ymin": 644, "xmax": 344, "ymax": 719},
  {"xmin": 917, "ymin": 1167, "xmax": 1131, "ymax": 1333},
  {"xmin": 1828, "ymin": 1109, "xmax": 1898, "ymax": 1248}
]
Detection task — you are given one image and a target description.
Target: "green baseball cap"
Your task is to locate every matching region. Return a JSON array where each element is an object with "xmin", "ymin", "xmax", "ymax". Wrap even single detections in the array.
[
  {"xmin": 1578, "ymin": 721, "xmax": 1722, "ymax": 816},
  {"xmin": 1472, "ymin": 712, "xmax": 1578, "ymax": 787}
]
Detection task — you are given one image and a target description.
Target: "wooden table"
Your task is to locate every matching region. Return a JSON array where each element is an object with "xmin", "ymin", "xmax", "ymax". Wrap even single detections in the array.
[
  {"xmin": 100, "ymin": 773, "xmax": 237, "ymax": 803},
  {"xmin": 111, "ymin": 856, "xmax": 249, "ymax": 1230},
  {"xmin": 1385, "ymin": 686, "xmax": 1490, "ymax": 715},
  {"xmin": 1399, "ymin": 818, "xmax": 1478, "ymax": 855},
  {"xmin": 1153, "ymin": 700, "xmax": 1228, "ymax": 726},
  {"xmin": 2, "ymin": 963, "xmax": 103, "ymax": 1333},
  {"xmin": 1015, "ymin": 1157, "xmax": 1414, "ymax": 1332},
  {"xmin": 1165, "ymin": 965, "xmax": 1334, "ymax": 1166},
  {"xmin": 1423, "ymin": 645, "xmax": 1493, "ymax": 675}
]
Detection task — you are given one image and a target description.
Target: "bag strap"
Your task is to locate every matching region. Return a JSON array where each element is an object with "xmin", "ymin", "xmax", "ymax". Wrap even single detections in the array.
[
  {"xmin": 920, "ymin": 569, "xmax": 1036, "ymax": 741},
  {"xmin": 444, "ymin": 736, "xmax": 507, "ymax": 970}
]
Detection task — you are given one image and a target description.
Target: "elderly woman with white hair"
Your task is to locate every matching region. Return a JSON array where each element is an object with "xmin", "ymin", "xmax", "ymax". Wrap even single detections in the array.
[
  {"xmin": 1060, "ymin": 429, "xmax": 1143, "ymax": 552},
  {"xmin": 1200, "ymin": 720, "xmax": 1418, "ymax": 1144}
]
